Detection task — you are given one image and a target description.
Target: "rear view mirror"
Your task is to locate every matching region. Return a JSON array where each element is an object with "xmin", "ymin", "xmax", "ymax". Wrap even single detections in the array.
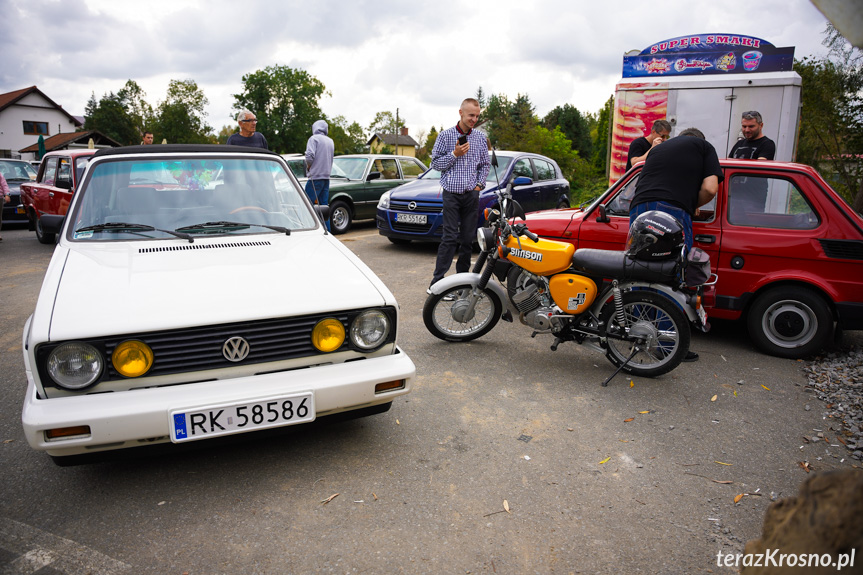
[
  {"xmin": 41, "ymin": 215, "xmax": 65, "ymax": 234},
  {"xmin": 596, "ymin": 204, "xmax": 610, "ymax": 223},
  {"xmin": 367, "ymin": 171, "xmax": 381, "ymax": 182},
  {"xmin": 512, "ymin": 176, "xmax": 533, "ymax": 187},
  {"xmin": 507, "ymin": 200, "xmax": 526, "ymax": 220},
  {"xmin": 56, "ymin": 179, "xmax": 72, "ymax": 190}
]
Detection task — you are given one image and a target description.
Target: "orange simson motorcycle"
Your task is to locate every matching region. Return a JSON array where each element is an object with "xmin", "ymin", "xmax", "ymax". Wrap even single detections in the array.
[{"xmin": 423, "ymin": 175, "xmax": 713, "ymax": 385}]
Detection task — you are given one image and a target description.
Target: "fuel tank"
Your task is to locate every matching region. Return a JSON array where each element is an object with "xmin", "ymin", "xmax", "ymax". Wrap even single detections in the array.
[{"xmin": 504, "ymin": 236, "xmax": 575, "ymax": 275}]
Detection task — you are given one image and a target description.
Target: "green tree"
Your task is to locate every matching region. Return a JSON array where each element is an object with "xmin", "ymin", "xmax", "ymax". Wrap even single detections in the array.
[
  {"xmin": 794, "ymin": 24, "xmax": 863, "ymax": 212},
  {"xmin": 543, "ymin": 104, "xmax": 593, "ymax": 160},
  {"xmin": 117, "ymin": 80, "xmax": 154, "ymax": 138},
  {"xmin": 151, "ymin": 79, "xmax": 212, "ymax": 144},
  {"xmin": 417, "ymin": 126, "xmax": 438, "ymax": 164},
  {"xmin": 591, "ymin": 96, "xmax": 614, "ymax": 177},
  {"xmin": 328, "ymin": 115, "xmax": 367, "ymax": 155},
  {"xmin": 83, "ymin": 91, "xmax": 139, "ymax": 145},
  {"xmin": 233, "ymin": 65, "xmax": 328, "ymax": 153},
  {"xmin": 367, "ymin": 111, "xmax": 405, "ymax": 136}
]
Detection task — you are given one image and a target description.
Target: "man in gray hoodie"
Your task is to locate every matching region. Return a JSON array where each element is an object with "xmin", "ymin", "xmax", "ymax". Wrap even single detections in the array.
[{"xmin": 304, "ymin": 119, "xmax": 335, "ymax": 231}]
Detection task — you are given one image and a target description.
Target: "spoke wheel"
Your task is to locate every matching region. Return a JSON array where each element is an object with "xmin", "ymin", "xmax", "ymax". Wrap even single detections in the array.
[
  {"xmin": 602, "ymin": 290, "xmax": 689, "ymax": 378},
  {"xmin": 423, "ymin": 284, "xmax": 501, "ymax": 342}
]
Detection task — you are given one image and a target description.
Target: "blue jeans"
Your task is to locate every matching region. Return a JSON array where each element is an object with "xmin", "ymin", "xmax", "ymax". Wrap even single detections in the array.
[
  {"xmin": 629, "ymin": 201, "xmax": 693, "ymax": 253},
  {"xmin": 305, "ymin": 179, "xmax": 330, "ymax": 231}
]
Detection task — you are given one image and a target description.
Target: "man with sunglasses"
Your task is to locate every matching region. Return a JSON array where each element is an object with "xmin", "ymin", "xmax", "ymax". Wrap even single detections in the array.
[
  {"xmin": 729, "ymin": 111, "xmax": 774, "ymax": 160},
  {"xmin": 227, "ymin": 109, "xmax": 269, "ymax": 149},
  {"xmin": 626, "ymin": 119, "xmax": 672, "ymax": 171}
]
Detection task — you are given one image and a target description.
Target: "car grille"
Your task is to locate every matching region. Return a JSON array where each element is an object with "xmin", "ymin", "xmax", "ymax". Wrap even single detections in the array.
[
  {"xmin": 390, "ymin": 200, "xmax": 442, "ymax": 214},
  {"xmin": 36, "ymin": 307, "xmax": 397, "ymax": 389},
  {"xmin": 819, "ymin": 239, "xmax": 863, "ymax": 261}
]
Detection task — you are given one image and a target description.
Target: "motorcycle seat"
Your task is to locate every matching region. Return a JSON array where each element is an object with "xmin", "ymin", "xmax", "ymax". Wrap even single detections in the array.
[{"xmin": 571, "ymin": 248, "xmax": 678, "ymax": 284}]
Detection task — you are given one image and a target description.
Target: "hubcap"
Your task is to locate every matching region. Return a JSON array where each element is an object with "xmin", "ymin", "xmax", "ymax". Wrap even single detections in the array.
[{"xmin": 763, "ymin": 301, "xmax": 815, "ymax": 346}]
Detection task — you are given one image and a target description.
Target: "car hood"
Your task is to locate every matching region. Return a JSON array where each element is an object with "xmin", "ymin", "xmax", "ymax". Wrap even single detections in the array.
[
  {"xmin": 524, "ymin": 207, "xmax": 586, "ymax": 237},
  {"xmin": 388, "ymin": 178, "xmax": 445, "ymax": 201},
  {"xmin": 40, "ymin": 233, "xmax": 391, "ymax": 341}
]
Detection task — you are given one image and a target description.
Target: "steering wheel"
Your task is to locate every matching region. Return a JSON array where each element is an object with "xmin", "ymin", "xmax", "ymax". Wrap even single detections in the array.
[{"xmin": 229, "ymin": 206, "xmax": 267, "ymax": 214}]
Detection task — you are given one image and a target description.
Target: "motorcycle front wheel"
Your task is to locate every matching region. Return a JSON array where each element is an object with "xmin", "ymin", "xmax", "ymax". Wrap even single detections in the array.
[
  {"xmin": 423, "ymin": 284, "xmax": 502, "ymax": 342},
  {"xmin": 601, "ymin": 290, "xmax": 690, "ymax": 378}
]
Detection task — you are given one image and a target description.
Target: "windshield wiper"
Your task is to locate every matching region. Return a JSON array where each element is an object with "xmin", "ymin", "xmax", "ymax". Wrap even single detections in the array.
[
  {"xmin": 76, "ymin": 222, "xmax": 194, "ymax": 242},
  {"xmin": 175, "ymin": 221, "xmax": 290, "ymax": 235}
]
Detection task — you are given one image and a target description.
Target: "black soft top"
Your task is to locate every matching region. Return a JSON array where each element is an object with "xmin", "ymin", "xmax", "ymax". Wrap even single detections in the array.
[{"xmin": 94, "ymin": 144, "xmax": 281, "ymax": 158}]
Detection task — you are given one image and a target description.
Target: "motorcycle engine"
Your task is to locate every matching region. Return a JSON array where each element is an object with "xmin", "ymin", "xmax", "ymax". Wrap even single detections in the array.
[{"xmin": 509, "ymin": 274, "xmax": 562, "ymax": 332}]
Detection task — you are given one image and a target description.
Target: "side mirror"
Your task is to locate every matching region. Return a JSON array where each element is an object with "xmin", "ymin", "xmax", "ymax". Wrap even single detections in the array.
[
  {"xmin": 314, "ymin": 204, "xmax": 330, "ymax": 221},
  {"xmin": 507, "ymin": 200, "xmax": 526, "ymax": 220},
  {"xmin": 41, "ymin": 214, "xmax": 65, "ymax": 234},
  {"xmin": 596, "ymin": 203, "xmax": 610, "ymax": 223},
  {"xmin": 512, "ymin": 176, "xmax": 533, "ymax": 187},
  {"xmin": 366, "ymin": 171, "xmax": 381, "ymax": 182},
  {"xmin": 56, "ymin": 179, "xmax": 72, "ymax": 190}
]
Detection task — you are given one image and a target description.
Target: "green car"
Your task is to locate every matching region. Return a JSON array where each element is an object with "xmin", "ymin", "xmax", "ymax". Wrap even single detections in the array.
[{"xmin": 328, "ymin": 155, "xmax": 427, "ymax": 234}]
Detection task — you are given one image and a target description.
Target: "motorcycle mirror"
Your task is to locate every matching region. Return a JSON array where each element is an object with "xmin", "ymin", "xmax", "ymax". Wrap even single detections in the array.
[
  {"xmin": 491, "ymin": 149, "xmax": 498, "ymax": 168},
  {"xmin": 506, "ymin": 200, "xmax": 526, "ymax": 220}
]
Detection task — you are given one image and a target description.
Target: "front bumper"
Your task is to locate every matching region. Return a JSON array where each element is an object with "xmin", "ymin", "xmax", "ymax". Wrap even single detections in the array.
[{"xmin": 22, "ymin": 347, "xmax": 415, "ymax": 457}]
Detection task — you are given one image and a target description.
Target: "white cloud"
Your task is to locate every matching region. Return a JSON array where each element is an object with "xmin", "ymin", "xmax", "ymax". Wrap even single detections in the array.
[{"xmin": 0, "ymin": 0, "xmax": 831, "ymax": 148}]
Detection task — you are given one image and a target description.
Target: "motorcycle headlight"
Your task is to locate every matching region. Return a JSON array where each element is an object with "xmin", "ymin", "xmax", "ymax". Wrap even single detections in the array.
[
  {"xmin": 377, "ymin": 192, "xmax": 391, "ymax": 209},
  {"xmin": 47, "ymin": 342, "xmax": 104, "ymax": 390},
  {"xmin": 350, "ymin": 310, "xmax": 390, "ymax": 351},
  {"xmin": 477, "ymin": 227, "xmax": 496, "ymax": 252}
]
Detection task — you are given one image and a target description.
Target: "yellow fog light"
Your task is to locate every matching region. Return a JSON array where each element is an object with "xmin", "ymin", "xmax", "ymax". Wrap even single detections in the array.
[
  {"xmin": 112, "ymin": 340, "xmax": 154, "ymax": 378},
  {"xmin": 312, "ymin": 318, "xmax": 346, "ymax": 353}
]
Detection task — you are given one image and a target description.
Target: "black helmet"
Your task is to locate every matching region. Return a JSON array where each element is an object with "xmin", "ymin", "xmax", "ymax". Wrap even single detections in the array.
[{"xmin": 626, "ymin": 210, "xmax": 685, "ymax": 261}]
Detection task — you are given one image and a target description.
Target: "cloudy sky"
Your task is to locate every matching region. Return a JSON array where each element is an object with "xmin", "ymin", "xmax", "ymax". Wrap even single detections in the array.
[{"xmin": 1, "ymin": 0, "xmax": 832, "ymax": 146}]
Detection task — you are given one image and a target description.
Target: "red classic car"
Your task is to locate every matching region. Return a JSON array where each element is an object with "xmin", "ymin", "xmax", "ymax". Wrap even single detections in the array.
[
  {"xmin": 20, "ymin": 149, "xmax": 97, "ymax": 243},
  {"xmin": 523, "ymin": 159, "xmax": 863, "ymax": 359}
]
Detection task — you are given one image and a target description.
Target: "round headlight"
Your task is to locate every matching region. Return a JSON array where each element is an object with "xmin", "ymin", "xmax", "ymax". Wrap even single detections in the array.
[
  {"xmin": 112, "ymin": 340, "xmax": 154, "ymax": 378},
  {"xmin": 350, "ymin": 310, "xmax": 390, "ymax": 350},
  {"xmin": 477, "ymin": 227, "xmax": 495, "ymax": 252},
  {"xmin": 47, "ymin": 342, "xmax": 104, "ymax": 390},
  {"xmin": 312, "ymin": 318, "xmax": 346, "ymax": 353}
]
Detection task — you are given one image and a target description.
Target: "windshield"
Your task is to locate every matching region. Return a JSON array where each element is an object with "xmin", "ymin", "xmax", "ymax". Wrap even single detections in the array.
[
  {"xmin": 69, "ymin": 156, "xmax": 319, "ymax": 241},
  {"xmin": 0, "ymin": 160, "xmax": 38, "ymax": 181},
  {"xmin": 331, "ymin": 157, "xmax": 369, "ymax": 180},
  {"xmin": 419, "ymin": 154, "xmax": 513, "ymax": 183}
]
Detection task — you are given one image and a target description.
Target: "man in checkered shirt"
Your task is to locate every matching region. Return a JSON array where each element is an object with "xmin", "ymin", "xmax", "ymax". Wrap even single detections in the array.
[{"xmin": 428, "ymin": 98, "xmax": 491, "ymax": 289}]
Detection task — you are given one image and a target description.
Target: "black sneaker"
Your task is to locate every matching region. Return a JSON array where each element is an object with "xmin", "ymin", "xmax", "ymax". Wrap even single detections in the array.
[{"xmin": 682, "ymin": 351, "xmax": 699, "ymax": 362}]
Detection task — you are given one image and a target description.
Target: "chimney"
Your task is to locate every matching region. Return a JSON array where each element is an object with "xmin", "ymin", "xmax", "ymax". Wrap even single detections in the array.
[{"xmin": 400, "ymin": 127, "xmax": 408, "ymax": 136}]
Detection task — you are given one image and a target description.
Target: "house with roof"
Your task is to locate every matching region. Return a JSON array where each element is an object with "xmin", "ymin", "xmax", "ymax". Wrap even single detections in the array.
[
  {"xmin": 0, "ymin": 86, "xmax": 83, "ymax": 161},
  {"xmin": 18, "ymin": 130, "xmax": 122, "ymax": 156},
  {"xmin": 367, "ymin": 127, "xmax": 419, "ymax": 157}
]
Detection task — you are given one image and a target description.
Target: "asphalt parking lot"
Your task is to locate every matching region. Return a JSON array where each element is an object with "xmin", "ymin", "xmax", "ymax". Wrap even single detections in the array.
[{"xmin": 0, "ymin": 222, "xmax": 859, "ymax": 574}]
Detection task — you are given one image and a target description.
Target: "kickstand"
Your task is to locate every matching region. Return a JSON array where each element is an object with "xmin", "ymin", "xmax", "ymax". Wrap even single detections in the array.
[{"xmin": 601, "ymin": 346, "xmax": 641, "ymax": 387}]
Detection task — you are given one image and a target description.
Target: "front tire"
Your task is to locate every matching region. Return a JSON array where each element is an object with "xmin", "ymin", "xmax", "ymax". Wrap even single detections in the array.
[
  {"xmin": 423, "ymin": 284, "xmax": 502, "ymax": 342},
  {"xmin": 602, "ymin": 290, "xmax": 690, "ymax": 377},
  {"xmin": 747, "ymin": 286, "xmax": 833, "ymax": 358},
  {"xmin": 330, "ymin": 200, "xmax": 352, "ymax": 234},
  {"xmin": 35, "ymin": 217, "xmax": 55, "ymax": 244}
]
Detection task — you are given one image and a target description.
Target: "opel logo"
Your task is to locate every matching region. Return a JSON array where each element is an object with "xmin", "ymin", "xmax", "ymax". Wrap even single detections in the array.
[
  {"xmin": 408, "ymin": 201, "xmax": 417, "ymax": 211},
  {"xmin": 223, "ymin": 336, "xmax": 250, "ymax": 362}
]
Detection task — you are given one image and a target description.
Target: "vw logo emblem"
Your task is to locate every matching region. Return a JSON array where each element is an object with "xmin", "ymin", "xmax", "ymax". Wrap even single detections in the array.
[
  {"xmin": 408, "ymin": 201, "xmax": 417, "ymax": 211},
  {"xmin": 223, "ymin": 336, "xmax": 250, "ymax": 362}
]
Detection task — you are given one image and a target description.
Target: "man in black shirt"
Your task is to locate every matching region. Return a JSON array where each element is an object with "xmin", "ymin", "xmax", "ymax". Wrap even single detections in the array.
[
  {"xmin": 626, "ymin": 119, "xmax": 671, "ymax": 171},
  {"xmin": 728, "ymin": 111, "xmax": 774, "ymax": 214},
  {"xmin": 629, "ymin": 127, "xmax": 723, "ymax": 362},
  {"xmin": 728, "ymin": 110, "xmax": 775, "ymax": 160}
]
